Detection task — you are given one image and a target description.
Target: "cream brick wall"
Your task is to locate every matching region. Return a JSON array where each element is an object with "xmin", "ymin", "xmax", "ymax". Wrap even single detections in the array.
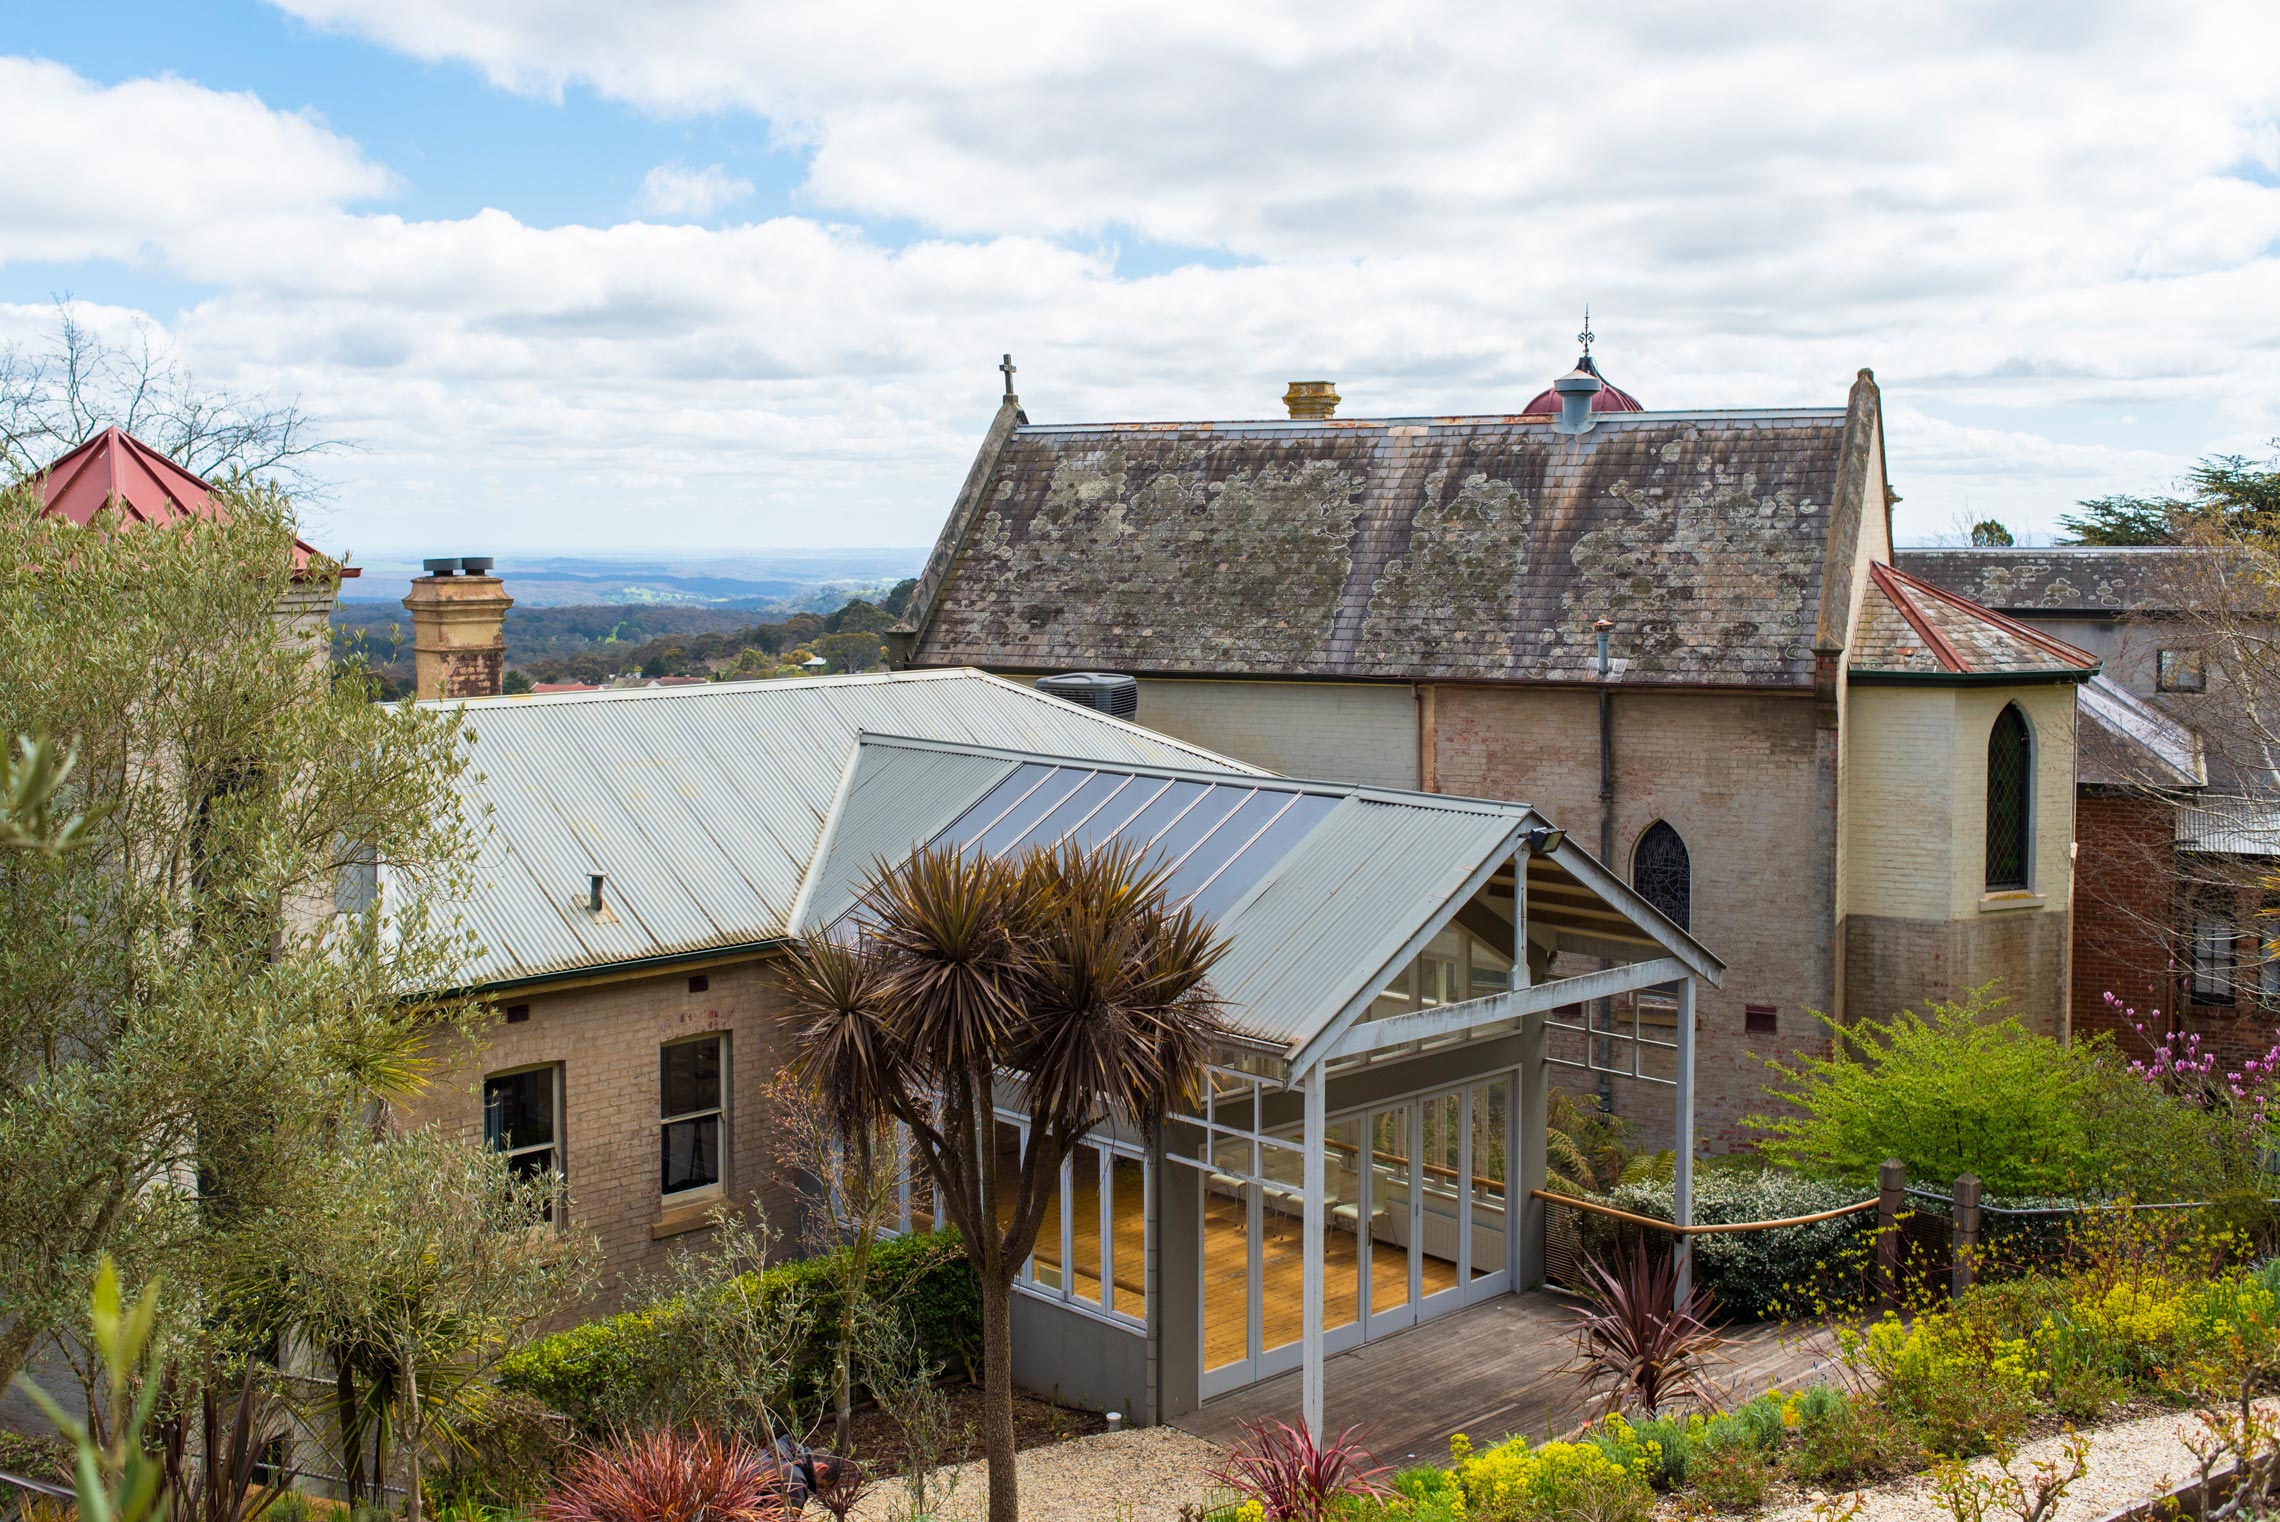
[
  {"xmin": 1841, "ymin": 681, "xmax": 2078, "ymax": 1031},
  {"xmin": 1128, "ymin": 677, "xmax": 1419, "ymax": 787},
  {"xmin": 1844, "ymin": 684, "xmax": 2077, "ymax": 919},
  {"xmin": 401, "ymin": 954, "xmax": 797, "ymax": 1308}
]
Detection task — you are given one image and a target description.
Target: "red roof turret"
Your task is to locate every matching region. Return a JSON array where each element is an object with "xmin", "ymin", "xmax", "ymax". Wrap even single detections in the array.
[
  {"xmin": 1521, "ymin": 353, "xmax": 1644, "ymax": 416},
  {"xmin": 32, "ymin": 427, "xmax": 355, "ymax": 578}
]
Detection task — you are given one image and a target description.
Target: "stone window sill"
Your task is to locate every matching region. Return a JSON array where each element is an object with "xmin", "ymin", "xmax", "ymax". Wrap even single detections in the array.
[
  {"xmin": 1978, "ymin": 890, "xmax": 2046, "ymax": 914},
  {"xmin": 651, "ymin": 1193, "xmax": 724, "ymax": 1240}
]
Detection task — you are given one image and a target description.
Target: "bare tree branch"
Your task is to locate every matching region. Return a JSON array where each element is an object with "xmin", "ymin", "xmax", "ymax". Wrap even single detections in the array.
[{"xmin": 0, "ymin": 301, "xmax": 343, "ymax": 495}]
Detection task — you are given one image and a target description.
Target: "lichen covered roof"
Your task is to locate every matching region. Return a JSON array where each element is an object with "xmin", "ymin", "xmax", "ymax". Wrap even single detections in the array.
[
  {"xmin": 1848, "ymin": 562, "xmax": 2099, "ymax": 681},
  {"xmin": 1893, "ymin": 547, "xmax": 2203, "ymax": 614},
  {"xmin": 909, "ymin": 406, "xmax": 1863, "ymax": 688}
]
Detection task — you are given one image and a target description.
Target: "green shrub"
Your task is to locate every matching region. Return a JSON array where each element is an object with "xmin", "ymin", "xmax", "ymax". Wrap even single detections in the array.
[
  {"xmin": 1689, "ymin": 1442, "xmax": 1779, "ymax": 1510},
  {"xmin": 496, "ymin": 1228, "xmax": 979, "ymax": 1429},
  {"xmin": 1787, "ymin": 1394, "xmax": 1910, "ymax": 1486},
  {"xmin": 1448, "ymin": 1432, "xmax": 1653, "ymax": 1522},
  {"xmin": 1731, "ymin": 1391, "xmax": 1788, "ymax": 1449},
  {"xmin": 425, "ymin": 1387, "xmax": 576, "ymax": 1507},
  {"xmin": 1744, "ymin": 991, "xmax": 2235, "ymax": 1198},
  {"xmin": 1593, "ymin": 1164, "xmax": 1876, "ymax": 1320}
]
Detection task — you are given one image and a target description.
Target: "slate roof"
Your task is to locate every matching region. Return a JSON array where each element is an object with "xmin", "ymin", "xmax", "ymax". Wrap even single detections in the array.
[
  {"xmin": 905, "ymin": 379, "xmax": 1885, "ymax": 690},
  {"xmin": 35, "ymin": 427, "xmax": 353, "ymax": 578},
  {"xmin": 1893, "ymin": 547, "xmax": 2202, "ymax": 615},
  {"xmin": 2078, "ymin": 674, "xmax": 2205, "ymax": 790},
  {"xmin": 1847, "ymin": 562, "xmax": 2100, "ymax": 682}
]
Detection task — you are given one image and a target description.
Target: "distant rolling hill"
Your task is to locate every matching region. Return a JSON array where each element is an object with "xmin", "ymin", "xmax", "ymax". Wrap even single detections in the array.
[{"xmin": 336, "ymin": 549, "xmax": 929, "ymax": 609}]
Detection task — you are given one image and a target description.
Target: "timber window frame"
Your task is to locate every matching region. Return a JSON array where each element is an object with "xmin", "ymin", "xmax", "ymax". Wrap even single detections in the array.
[
  {"xmin": 2191, "ymin": 906, "xmax": 2236, "ymax": 1005},
  {"xmin": 2157, "ymin": 649, "xmax": 2207, "ymax": 694},
  {"xmin": 483, "ymin": 1064, "xmax": 564, "ymax": 1215},
  {"xmin": 660, "ymin": 1034, "xmax": 727, "ymax": 1198}
]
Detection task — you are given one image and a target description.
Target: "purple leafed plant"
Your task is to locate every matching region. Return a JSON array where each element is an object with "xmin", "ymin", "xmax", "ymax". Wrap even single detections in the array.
[
  {"xmin": 541, "ymin": 1428, "xmax": 792, "ymax": 1522},
  {"xmin": 1209, "ymin": 1418, "xmax": 1393, "ymax": 1522},
  {"xmin": 1566, "ymin": 1247, "xmax": 1725, "ymax": 1417}
]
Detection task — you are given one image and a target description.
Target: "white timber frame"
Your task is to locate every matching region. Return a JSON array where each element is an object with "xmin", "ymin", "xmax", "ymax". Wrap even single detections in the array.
[{"xmin": 1178, "ymin": 842, "xmax": 1711, "ymax": 1439}]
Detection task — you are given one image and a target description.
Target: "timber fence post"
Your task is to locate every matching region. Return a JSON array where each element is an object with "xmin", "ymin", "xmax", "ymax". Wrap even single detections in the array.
[
  {"xmin": 1951, "ymin": 1173, "xmax": 1981, "ymax": 1302},
  {"xmin": 1877, "ymin": 1159, "xmax": 1906, "ymax": 1308}
]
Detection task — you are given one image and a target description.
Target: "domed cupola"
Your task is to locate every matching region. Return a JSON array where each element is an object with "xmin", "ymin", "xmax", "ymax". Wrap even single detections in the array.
[{"xmin": 1522, "ymin": 313, "xmax": 1645, "ymax": 417}]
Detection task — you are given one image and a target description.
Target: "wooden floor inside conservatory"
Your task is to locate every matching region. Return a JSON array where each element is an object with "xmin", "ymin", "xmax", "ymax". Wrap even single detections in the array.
[{"xmin": 1171, "ymin": 1291, "xmax": 1845, "ymax": 1465}]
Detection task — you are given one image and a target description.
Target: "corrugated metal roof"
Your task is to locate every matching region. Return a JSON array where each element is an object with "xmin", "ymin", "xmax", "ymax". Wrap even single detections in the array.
[
  {"xmin": 2080, "ymin": 675, "xmax": 2206, "ymax": 790},
  {"xmin": 790, "ymin": 745, "xmax": 1020, "ymax": 932},
  {"xmin": 2179, "ymin": 795, "xmax": 2280, "ymax": 856},
  {"xmin": 800, "ymin": 734, "xmax": 1719, "ymax": 1059},
  {"xmin": 406, "ymin": 669, "xmax": 1259, "ymax": 986}
]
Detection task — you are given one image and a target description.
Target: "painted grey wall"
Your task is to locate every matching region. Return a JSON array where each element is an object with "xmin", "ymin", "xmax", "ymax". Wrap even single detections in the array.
[
  {"xmin": 1011, "ymin": 1292, "xmax": 1148, "ymax": 1423},
  {"xmin": 1157, "ymin": 1159, "xmax": 1204, "ymax": 1421}
]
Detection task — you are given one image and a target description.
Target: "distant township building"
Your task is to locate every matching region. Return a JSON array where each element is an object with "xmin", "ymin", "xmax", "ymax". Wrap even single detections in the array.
[{"xmin": 891, "ymin": 349, "xmax": 2100, "ymax": 1145}]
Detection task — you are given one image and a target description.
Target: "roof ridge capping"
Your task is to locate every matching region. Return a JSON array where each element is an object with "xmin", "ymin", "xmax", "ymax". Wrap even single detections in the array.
[
  {"xmin": 1870, "ymin": 560, "xmax": 2101, "ymax": 671},
  {"xmin": 851, "ymin": 729, "xmax": 1530, "ymax": 814},
  {"xmin": 1018, "ymin": 405, "xmax": 1848, "ymax": 435}
]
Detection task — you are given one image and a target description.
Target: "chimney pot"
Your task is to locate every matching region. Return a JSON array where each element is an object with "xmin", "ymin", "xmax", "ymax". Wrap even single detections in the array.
[
  {"xmin": 1284, "ymin": 380, "xmax": 1340, "ymax": 421},
  {"xmin": 402, "ymin": 556, "xmax": 514, "ymax": 699}
]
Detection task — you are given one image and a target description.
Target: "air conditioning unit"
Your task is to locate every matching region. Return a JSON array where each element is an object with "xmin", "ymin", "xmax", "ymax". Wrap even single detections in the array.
[{"xmin": 1035, "ymin": 671, "xmax": 1139, "ymax": 721}]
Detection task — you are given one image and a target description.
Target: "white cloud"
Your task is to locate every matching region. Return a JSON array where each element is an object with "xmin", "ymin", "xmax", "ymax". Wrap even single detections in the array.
[
  {"xmin": 10, "ymin": 7, "xmax": 2280, "ymax": 549},
  {"xmin": 0, "ymin": 57, "xmax": 392, "ymax": 266},
  {"xmin": 635, "ymin": 162, "xmax": 754, "ymax": 218}
]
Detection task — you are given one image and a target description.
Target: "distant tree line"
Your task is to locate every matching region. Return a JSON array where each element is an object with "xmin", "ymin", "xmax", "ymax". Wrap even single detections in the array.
[
  {"xmin": 2063, "ymin": 442, "xmax": 2280, "ymax": 545},
  {"xmin": 333, "ymin": 579, "xmax": 920, "ymax": 697}
]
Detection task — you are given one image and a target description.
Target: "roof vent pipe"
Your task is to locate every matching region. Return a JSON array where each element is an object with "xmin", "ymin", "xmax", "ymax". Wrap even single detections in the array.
[
  {"xmin": 588, "ymin": 872, "xmax": 606, "ymax": 913},
  {"xmin": 1553, "ymin": 365, "xmax": 1603, "ymax": 435}
]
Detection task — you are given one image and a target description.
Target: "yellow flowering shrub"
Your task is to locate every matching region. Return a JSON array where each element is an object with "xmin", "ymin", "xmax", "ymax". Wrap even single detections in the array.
[{"xmin": 1448, "ymin": 1432, "xmax": 1653, "ymax": 1520}]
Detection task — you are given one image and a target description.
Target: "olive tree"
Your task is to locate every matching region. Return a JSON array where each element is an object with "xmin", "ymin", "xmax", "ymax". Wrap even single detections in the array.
[{"xmin": 0, "ymin": 476, "xmax": 484, "ymax": 1392}]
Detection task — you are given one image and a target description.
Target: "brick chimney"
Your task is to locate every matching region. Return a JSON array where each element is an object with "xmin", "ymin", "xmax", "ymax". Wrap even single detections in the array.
[{"xmin": 401, "ymin": 556, "xmax": 513, "ymax": 699}]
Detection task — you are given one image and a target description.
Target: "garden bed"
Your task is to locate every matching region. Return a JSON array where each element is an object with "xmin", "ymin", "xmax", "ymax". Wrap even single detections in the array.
[{"xmin": 839, "ymin": 1385, "xmax": 1108, "ymax": 1478}]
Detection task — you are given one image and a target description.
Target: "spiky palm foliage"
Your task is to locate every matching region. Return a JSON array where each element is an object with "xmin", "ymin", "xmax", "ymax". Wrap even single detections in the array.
[
  {"xmin": 781, "ymin": 839, "xmax": 1227, "ymax": 1522},
  {"xmin": 1566, "ymin": 1248, "xmax": 1725, "ymax": 1417}
]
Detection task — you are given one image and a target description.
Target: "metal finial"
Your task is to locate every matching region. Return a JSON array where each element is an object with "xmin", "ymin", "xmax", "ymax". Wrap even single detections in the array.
[
  {"xmin": 999, "ymin": 353, "xmax": 1017, "ymax": 398},
  {"xmin": 1577, "ymin": 306, "xmax": 1594, "ymax": 358}
]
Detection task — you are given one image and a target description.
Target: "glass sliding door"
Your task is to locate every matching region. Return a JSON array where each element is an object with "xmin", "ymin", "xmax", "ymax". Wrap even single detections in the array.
[
  {"xmin": 1418, "ymin": 1091, "xmax": 1464, "ymax": 1313},
  {"xmin": 1470, "ymin": 1078, "xmax": 1512, "ymax": 1295},
  {"xmin": 1364, "ymin": 1105, "xmax": 1416, "ymax": 1336}
]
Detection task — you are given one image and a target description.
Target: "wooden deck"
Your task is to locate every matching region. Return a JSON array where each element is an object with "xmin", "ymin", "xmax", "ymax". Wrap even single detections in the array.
[{"xmin": 1171, "ymin": 1291, "xmax": 1847, "ymax": 1466}]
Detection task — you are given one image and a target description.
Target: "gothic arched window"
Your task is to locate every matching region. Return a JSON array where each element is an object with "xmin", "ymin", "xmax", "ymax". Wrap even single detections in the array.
[
  {"xmin": 1633, "ymin": 821, "xmax": 1691, "ymax": 932},
  {"xmin": 1986, "ymin": 703, "xmax": 2033, "ymax": 891}
]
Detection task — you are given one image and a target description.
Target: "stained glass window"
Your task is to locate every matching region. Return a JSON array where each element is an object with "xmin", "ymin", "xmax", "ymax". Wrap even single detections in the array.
[
  {"xmin": 1632, "ymin": 821, "xmax": 1691, "ymax": 932},
  {"xmin": 1986, "ymin": 704, "xmax": 2032, "ymax": 892}
]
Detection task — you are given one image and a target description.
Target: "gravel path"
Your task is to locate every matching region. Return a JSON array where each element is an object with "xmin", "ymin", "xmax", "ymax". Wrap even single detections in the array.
[
  {"xmin": 846, "ymin": 1427, "xmax": 1231, "ymax": 1522},
  {"xmin": 1758, "ymin": 1404, "xmax": 2266, "ymax": 1522}
]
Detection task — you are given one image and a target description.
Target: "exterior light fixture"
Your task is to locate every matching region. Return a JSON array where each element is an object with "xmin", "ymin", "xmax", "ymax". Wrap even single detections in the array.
[{"xmin": 1524, "ymin": 826, "xmax": 1566, "ymax": 856}]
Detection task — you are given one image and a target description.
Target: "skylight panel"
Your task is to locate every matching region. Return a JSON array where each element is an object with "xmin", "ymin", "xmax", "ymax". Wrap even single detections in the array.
[{"xmin": 1182, "ymin": 791, "xmax": 1338, "ymax": 922}]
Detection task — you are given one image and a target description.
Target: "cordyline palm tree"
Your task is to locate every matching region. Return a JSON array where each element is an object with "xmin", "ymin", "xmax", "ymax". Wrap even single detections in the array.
[{"xmin": 781, "ymin": 839, "xmax": 1227, "ymax": 1522}]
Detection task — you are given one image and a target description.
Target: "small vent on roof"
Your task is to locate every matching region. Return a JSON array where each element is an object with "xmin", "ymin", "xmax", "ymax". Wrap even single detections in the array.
[{"xmin": 1035, "ymin": 672, "xmax": 1139, "ymax": 721}]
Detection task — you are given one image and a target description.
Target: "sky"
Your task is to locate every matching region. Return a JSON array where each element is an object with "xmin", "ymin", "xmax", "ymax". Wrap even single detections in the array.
[{"xmin": 5, "ymin": 2, "xmax": 2280, "ymax": 557}]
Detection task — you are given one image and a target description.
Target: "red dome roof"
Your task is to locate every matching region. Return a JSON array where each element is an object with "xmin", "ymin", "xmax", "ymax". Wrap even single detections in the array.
[{"xmin": 1521, "ymin": 353, "xmax": 1644, "ymax": 415}]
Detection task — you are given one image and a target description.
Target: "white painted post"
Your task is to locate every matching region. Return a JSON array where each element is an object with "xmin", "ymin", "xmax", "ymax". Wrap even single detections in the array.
[
  {"xmin": 1673, "ymin": 975, "xmax": 1696, "ymax": 1307},
  {"xmin": 1514, "ymin": 848, "xmax": 1547, "ymax": 1287},
  {"xmin": 1301, "ymin": 1060, "xmax": 1327, "ymax": 1439}
]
